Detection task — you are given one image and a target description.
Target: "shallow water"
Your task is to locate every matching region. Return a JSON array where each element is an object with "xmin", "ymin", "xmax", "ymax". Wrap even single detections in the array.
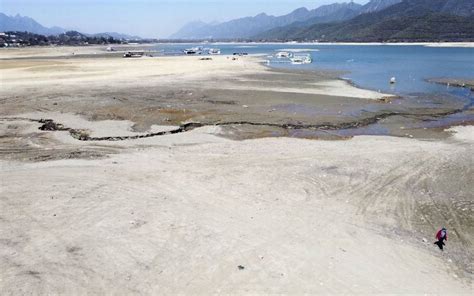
[
  {"xmin": 154, "ymin": 43, "xmax": 474, "ymax": 96},
  {"xmin": 154, "ymin": 43, "xmax": 473, "ymax": 138}
]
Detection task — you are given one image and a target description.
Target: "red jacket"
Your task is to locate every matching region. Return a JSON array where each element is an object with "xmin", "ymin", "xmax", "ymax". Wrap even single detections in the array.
[{"xmin": 436, "ymin": 229, "xmax": 447, "ymax": 241}]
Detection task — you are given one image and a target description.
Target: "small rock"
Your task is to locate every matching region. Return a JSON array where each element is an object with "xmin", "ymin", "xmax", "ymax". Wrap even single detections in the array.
[
  {"xmin": 242, "ymin": 105, "xmax": 249, "ymax": 108},
  {"xmin": 422, "ymin": 238, "xmax": 428, "ymax": 243},
  {"xmin": 238, "ymin": 265, "xmax": 245, "ymax": 270}
]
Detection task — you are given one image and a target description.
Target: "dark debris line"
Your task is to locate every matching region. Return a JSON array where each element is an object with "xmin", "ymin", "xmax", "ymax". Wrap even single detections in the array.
[{"xmin": 0, "ymin": 107, "xmax": 465, "ymax": 142}]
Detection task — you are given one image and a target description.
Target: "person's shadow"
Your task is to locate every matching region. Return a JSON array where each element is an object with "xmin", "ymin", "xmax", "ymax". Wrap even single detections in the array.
[{"xmin": 434, "ymin": 240, "xmax": 445, "ymax": 250}]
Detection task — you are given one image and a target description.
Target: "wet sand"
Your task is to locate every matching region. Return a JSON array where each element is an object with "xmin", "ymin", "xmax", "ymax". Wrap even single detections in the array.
[
  {"xmin": 428, "ymin": 78, "xmax": 474, "ymax": 91},
  {"xmin": 0, "ymin": 46, "xmax": 473, "ymax": 294}
]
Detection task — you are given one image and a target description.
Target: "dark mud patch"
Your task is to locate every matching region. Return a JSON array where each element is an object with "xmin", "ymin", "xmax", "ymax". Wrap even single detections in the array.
[
  {"xmin": 10, "ymin": 105, "xmax": 468, "ymax": 142},
  {"xmin": 0, "ymin": 119, "xmax": 118, "ymax": 162},
  {"xmin": 24, "ymin": 270, "xmax": 41, "ymax": 279}
]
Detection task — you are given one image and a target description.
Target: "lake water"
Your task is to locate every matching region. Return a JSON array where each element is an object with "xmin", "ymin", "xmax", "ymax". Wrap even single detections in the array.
[
  {"xmin": 153, "ymin": 43, "xmax": 473, "ymax": 136},
  {"xmin": 154, "ymin": 43, "xmax": 474, "ymax": 98}
]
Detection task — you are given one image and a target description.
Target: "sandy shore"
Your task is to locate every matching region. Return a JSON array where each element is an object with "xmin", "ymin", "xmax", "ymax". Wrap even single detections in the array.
[
  {"xmin": 1, "ymin": 46, "xmax": 473, "ymax": 294},
  {"xmin": 0, "ymin": 52, "xmax": 389, "ymax": 100}
]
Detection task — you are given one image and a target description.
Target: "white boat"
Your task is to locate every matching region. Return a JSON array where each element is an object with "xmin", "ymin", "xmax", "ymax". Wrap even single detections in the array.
[
  {"xmin": 208, "ymin": 48, "xmax": 221, "ymax": 55},
  {"xmin": 290, "ymin": 54, "xmax": 312, "ymax": 64},
  {"xmin": 276, "ymin": 51, "xmax": 291, "ymax": 59},
  {"xmin": 183, "ymin": 46, "xmax": 203, "ymax": 55}
]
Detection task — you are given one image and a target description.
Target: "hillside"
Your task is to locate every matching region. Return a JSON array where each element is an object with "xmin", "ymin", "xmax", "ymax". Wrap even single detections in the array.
[
  {"xmin": 170, "ymin": 2, "xmax": 364, "ymax": 39},
  {"xmin": 170, "ymin": 0, "xmax": 406, "ymax": 39},
  {"xmin": 0, "ymin": 13, "xmax": 142, "ymax": 40},
  {"xmin": 254, "ymin": 0, "xmax": 474, "ymax": 42},
  {"xmin": 0, "ymin": 13, "xmax": 65, "ymax": 35},
  {"xmin": 360, "ymin": 0, "xmax": 402, "ymax": 13}
]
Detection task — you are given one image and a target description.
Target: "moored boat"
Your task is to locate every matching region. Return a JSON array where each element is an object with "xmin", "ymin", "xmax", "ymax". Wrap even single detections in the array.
[
  {"xmin": 208, "ymin": 48, "xmax": 221, "ymax": 55},
  {"xmin": 276, "ymin": 51, "xmax": 292, "ymax": 58},
  {"xmin": 290, "ymin": 54, "xmax": 312, "ymax": 64},
  {"xmin": 123, "ymin": 51, "xmax": 144, "ymax": 58},
  {"xmin": 183, "ymin": 47, "xmax": 203, "ymax": 55}
]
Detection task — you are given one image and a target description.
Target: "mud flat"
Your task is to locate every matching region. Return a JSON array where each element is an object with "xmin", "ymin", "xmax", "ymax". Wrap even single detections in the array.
[
  {"xmin": 428, "ymin": 78, "xmax": 474, "ymax": 91},
  {"xmin": 0, "ymin": 46, "xmax": 473, "ymax": 294}
]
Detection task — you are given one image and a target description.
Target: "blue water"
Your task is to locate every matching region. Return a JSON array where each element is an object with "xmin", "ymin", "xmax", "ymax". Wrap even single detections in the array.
[
  {"xmin": 269, "ymin": 45, "xmax": 474, "ymax": 96},
  {"xmin": 153, "ymin": 43, "xmax": 474, "ymax": 97}
]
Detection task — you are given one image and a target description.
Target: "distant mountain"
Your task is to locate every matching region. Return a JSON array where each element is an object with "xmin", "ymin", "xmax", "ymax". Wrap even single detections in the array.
[
  {"xmin": 438, "ymin": 0, "xmax": 474, "ymax": 17},
  {"xmin": 170, "ymin": 2, "xmax": 364, "ymax": 39},
  {"xmin": 254, "ymin": 0, "xmax": 474, "ymax": 42},
  {"xmin": 360, "ymin": 0, "xmax": 402, "ymax": 14},
  {"xmin": 0, "ymin": 13, "xmax": 142, "ymax": 40},
  {"xmin": 170, "ymin": 21, "xmax": 211, "ymax": 39},
  {"xmin": 0, "ymin": 13, "xmax": 65, "ymax": 35},
  {"xmin": 256, "ymin": 0, "xmax": 394, "ymax": 38}
]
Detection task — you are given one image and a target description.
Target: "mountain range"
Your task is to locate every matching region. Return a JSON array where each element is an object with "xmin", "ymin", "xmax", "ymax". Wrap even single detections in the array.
[
  {"xmin": 170, "ymin": 0, "xmax": 403, "ymax": 39},
  {"xmin": 256, "ymin": 0, "xmax": 474, "ymax": 41},
  {"xmin": 2, "ymin": 0, "xmax": 473, "ymax": 43},
  {"xmin": 0, "ymin": 13, "xmax": 142, "ymax": 40},
  {"xmin": 171, "ymin": 0, "xmax": 474, "ymax": 42},
  {"xmin": 0, "ymin": 13, "xmax": 65, "ymax": 35}
]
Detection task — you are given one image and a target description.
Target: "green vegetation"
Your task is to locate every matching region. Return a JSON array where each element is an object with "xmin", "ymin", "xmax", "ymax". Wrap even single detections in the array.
[
  {"xmin": 254, "ymin": 0, "xmax": 474, "ymax": 42},
  {"xmin": 0, "ymin": 31, "xmax": 155, "ymax": 47},
  {"xmin": 0, "ymin": 31, "xmax": 122, "ymax": 47}
]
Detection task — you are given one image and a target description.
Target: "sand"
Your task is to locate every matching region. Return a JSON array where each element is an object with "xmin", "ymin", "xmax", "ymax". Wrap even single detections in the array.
[
  {"xmin": 0, "ymin": 53, "xmax": 388, "ymax": 100},
  {"xmin": 1, "ymin": 117, "xmax": 473, "ymax": 294},
  {"xmin": 0, "ymin": 46, "xmax": 473, "ymax": 294}
]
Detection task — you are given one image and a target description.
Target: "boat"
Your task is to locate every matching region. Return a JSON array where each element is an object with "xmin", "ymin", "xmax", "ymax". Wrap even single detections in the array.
[
  {"xmin": 290, "ymin": 54, "xmax": 312, "ymax": 64},
  {"xmin": 276, "ymin": 51, "xmax": 292, "ymax": 59},
  {"xmin": 208, "ymin": 48, "xmax": 221, "ymax": 55},
  {"xmin": 183, "ymin": 47, "xmax": 203, "ymax": 55},
  {"xmin": 123, "ymin": 51, "xmax": 143, "ymax": 58}
]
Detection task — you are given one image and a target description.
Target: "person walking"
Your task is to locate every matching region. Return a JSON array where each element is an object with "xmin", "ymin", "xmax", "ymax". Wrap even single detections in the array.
[{"xmin": 434, "ymin": 227, "xmax": 448, "ymax": 250}]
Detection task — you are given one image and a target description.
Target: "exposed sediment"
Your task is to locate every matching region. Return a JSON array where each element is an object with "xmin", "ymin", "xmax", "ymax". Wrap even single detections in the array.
[
  {"xmin": 4, "ymin": 104, "xmax": 466, "ymax": 142},
  {"xmin": 1, "ymin": 46, "xmax": 473, "ymax": 294},
  {"xmin": 428, "ymin": 78, "xmax": 474, "ymax": 91}
]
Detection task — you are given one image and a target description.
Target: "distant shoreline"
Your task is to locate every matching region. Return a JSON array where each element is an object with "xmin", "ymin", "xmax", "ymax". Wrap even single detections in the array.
[
  {"xmin": 201, "ymin": 41, "xmax": 474, "ymax": 48},
  {"xmin": 2, "ymin": 41, "xmax": 474, "ymax": 49}
]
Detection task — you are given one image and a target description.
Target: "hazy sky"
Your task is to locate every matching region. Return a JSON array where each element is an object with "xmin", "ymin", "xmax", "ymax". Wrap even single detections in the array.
[{"xmin": 1, "ymin": 0, "xmax": 370, "ymax": 38}]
